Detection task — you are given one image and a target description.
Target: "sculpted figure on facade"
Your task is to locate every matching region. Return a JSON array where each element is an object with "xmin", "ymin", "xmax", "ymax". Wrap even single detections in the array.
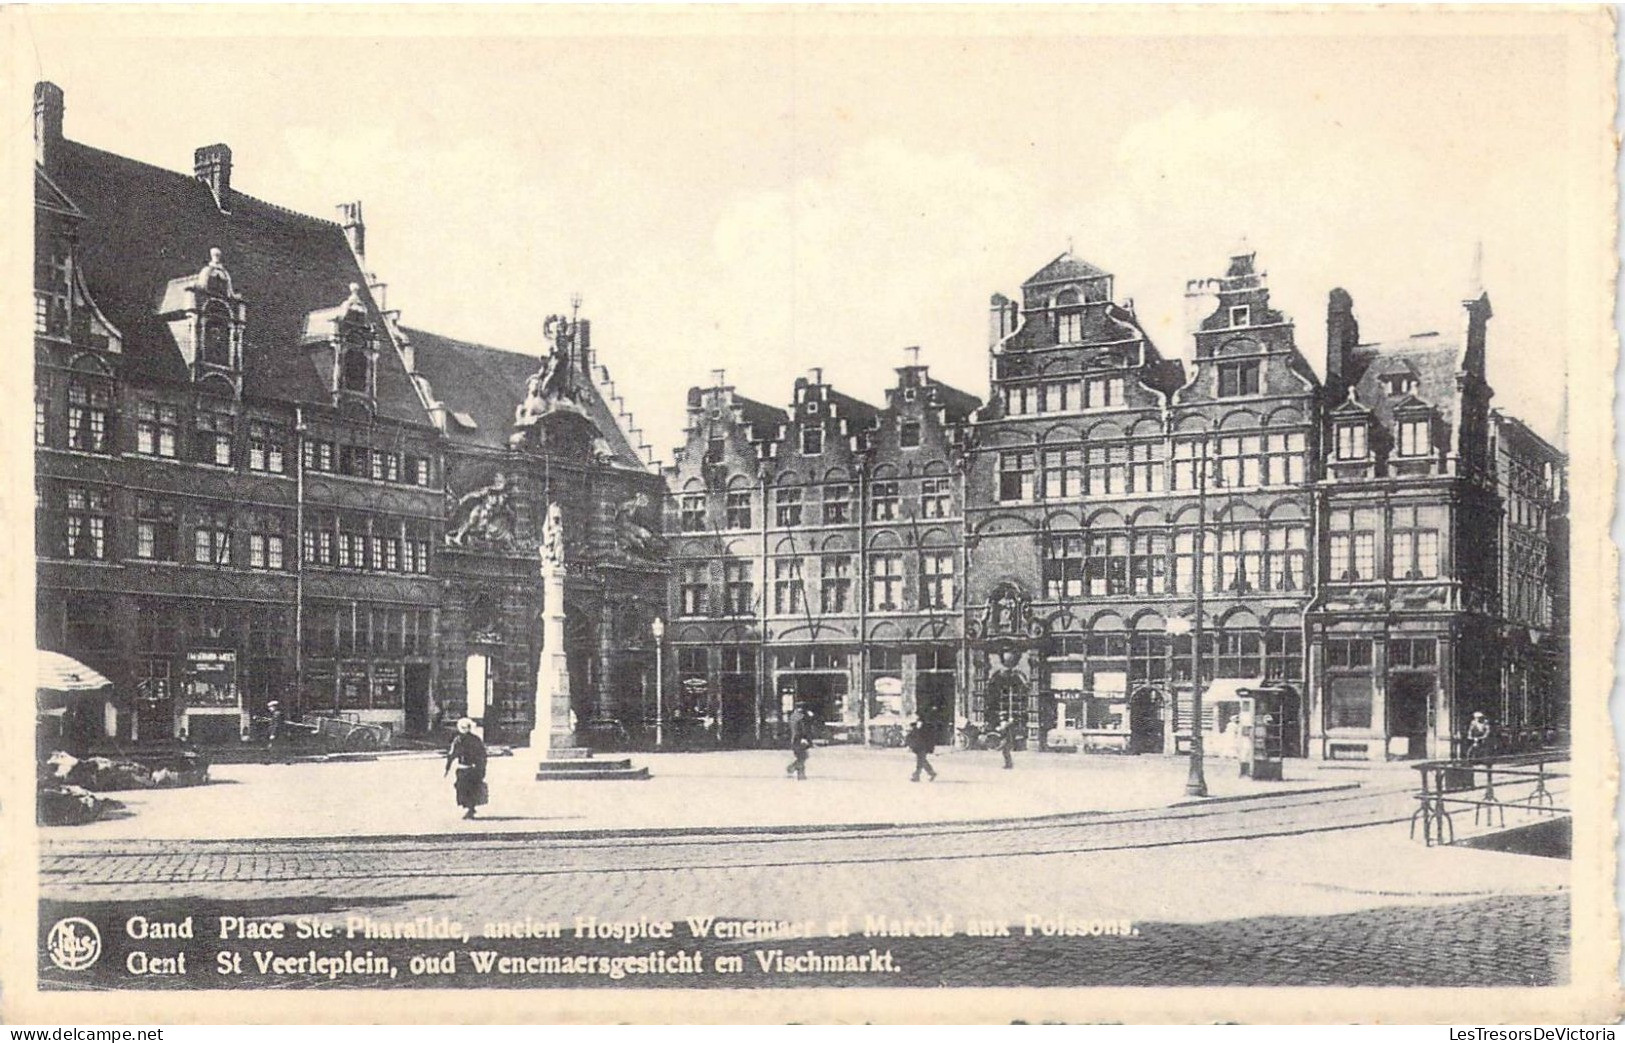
[
  {"xmin": 540, "ymin": 501, "xmax": 565, "ymax": 570},
  {"xmin": 446, "ymin": 472, "xmax": 518, "ymax": 549}
]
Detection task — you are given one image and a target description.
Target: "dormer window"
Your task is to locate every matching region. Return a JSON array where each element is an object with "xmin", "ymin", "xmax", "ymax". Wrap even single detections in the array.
[
  {"xmin": 340, "ymin": 327, "xmax": 372, "ymax": 393},
  {"xmin": 1383, "ymin": 374, "xmax": 1419, "ymax": 396},
  {"xmin": 1229, "ymin": 305, "xmax": 1250, "ymax": 327},
  {"xmin": 1335, "ymin": 422, "xmax": 1368, "ymax": 461},
  {"xmin": 1395, "ymin": 418, "xmax": 1430, "ymax": 457},
  {"xmin": 200, "ymin": 301, "xmax": 233, "ymax": 367}
]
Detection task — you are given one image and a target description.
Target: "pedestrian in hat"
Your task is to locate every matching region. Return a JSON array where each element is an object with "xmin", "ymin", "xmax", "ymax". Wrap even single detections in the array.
[
  {"xmin": 785, "ymin": 704, "xmax": 812, "ymax": 781},
  {"xmin": 445, "ymin": 717, "xmax": 489, "ymax": 819},
  {"xmin": 996, "ymin": 716, "xmax": 1017, "ymax": 769},
  {"xmin": 264, "ymin": 700, "xmax": 286, "ymax": 758},
  {"xmin": 1465, "ymin": 711, "xmax": 1492, "ymax": 759},
  {"xmin": 905, "ymin": 718, "xmax": 938, "ymax": 782}
]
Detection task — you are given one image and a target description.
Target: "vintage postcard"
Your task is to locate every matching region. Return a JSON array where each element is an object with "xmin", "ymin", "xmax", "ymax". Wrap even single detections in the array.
[{"xmin": 1, "ymin": 4, "xmax": 1618, "ymax": 1025}]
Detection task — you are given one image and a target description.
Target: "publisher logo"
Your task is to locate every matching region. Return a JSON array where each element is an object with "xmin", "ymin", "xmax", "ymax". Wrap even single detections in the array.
[{"xmin": 45, "ymin": 917, "xmax": 101, "ymax": 971}]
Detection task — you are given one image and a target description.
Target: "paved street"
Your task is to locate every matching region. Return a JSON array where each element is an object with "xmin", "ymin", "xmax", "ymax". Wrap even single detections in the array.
[{"xmin": 38, "ymin": 754, "xmax": 1569, "ymax": 989}]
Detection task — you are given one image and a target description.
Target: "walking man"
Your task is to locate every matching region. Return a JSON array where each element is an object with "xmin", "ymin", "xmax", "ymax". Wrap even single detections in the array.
[
  {"xmin": 997, "ymin": 715, "xmax": 1017, "ymax": 769},
  {"xmin": 1465, "ymin": 711, "xmax": 1493, "ymax": 759},
  {"xmin": 906, "ymin": 718, "xmax": 938, "ymax": 782},
  {"xmin": 785, "ymin": 704, "xmax": 811, "ymax": 780}
]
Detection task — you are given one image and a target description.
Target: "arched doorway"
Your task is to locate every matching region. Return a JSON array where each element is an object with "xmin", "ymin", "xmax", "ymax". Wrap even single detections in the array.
[{"xmin": 1129, "ymin": 687, "xmax": 1166, "ymax": 754}]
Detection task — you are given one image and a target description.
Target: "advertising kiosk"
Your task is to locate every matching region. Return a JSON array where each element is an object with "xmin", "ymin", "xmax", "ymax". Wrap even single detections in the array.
[{"xmin": 1237, "ymin": 686, "xmax": 1285, "ymax": 781}]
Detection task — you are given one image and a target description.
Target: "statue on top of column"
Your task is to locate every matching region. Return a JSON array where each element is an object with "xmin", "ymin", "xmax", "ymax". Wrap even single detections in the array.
[{"xmin": 539, "ymin": 502, "xmax": 565, "ymax": 572}]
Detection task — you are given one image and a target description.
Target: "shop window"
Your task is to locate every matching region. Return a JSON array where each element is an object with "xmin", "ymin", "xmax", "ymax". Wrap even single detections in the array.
[
  {"xmin": 1325, "ymin": 638, "xmax": 1373, "ymax": 669},
  {"xmin": 1327, "ymin": 676, "xmax": 1373, "ymax": 729}
]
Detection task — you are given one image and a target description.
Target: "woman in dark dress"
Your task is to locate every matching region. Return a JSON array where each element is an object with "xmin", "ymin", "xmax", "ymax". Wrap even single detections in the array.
[{"xmin": 444, "ymin": 717, "xmax": 488, "ymax": 819}]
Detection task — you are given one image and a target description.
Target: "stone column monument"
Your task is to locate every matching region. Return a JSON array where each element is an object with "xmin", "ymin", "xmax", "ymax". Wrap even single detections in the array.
[{"xmin": 528, "ymin": 502, "xmax": 578, "ymax": 755}]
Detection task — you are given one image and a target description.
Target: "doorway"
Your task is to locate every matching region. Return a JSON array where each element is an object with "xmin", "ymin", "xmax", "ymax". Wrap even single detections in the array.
[
  {"xmin": 1388, "ymin": 673, "xmax": 1434, "ymax": 760},
  {"xmin": 916, "ymin": 671, "xmax": 956, "ymax": 746},
  {"xmin": 1129, "ymin": 688, "xmax": 1165, "ymax": 754},
  {"xmin": 404, "ymin": 664, "xmax": 431, "ymax": 733},
  {"xmin": 985, "ymin": 671, "xmax": 1029, "ymax": 741},
  {"xmin": 779, "ymin": 672, "xmax": 847, "ymax": 726}
]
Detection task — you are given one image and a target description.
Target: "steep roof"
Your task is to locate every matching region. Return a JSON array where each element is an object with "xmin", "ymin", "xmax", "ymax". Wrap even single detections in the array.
[
  {"xmin": 1023, "ymin": 250, "xmax": 1111, "ymax": 287},
  {"xmin": 404, "ymin": 326, "xmax": 649, "ymax": 469},
  {"xmin": 1348, "ymin": 334, "xmax": 1466, "ymax": 430},
  {"xmin": 43, "ymin": 140, "xmax": 428, "ymax": 425},
  {"xmin": 928, "ymin": 379, "xmax": 981, "ymax": 423}
]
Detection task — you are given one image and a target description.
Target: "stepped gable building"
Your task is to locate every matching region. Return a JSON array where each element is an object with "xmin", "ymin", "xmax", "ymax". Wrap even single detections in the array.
[
  {"xmin": 964, "ymin": 248, "xmax": 1318, "ymax": 755},
  {"xmin": 33, "ymin": 81, "xmax": 663, "ymax": 750},
  {"xmin": 664, "ymin": 363, "xmax": 978, "ymax": 747}
]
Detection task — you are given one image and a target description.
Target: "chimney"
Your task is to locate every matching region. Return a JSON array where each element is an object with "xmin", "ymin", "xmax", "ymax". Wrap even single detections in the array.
[
  {"xmin": 34, "ymin": 82, "xmax": 64, "ymax": 168},
  {"xmin": 337, "ymin": 201, "xmax": 365, "ymax": 261},
  {"xmin": 194, "ymin": 144, "xmax": 233, "ymax": 213},
  {"xmin": 1326, "ymin": 288, "xmax": 1360, "ymax": 394},
  {"xmin": 988, "ymin": 293, "xmax": 1016, "ymax": 349}
]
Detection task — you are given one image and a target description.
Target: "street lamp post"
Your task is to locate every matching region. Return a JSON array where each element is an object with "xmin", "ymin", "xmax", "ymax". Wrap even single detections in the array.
[
  {"xmin": 1183, "ymin": 439, "xmax": 1211, "ymax": 798},
  {"xmin": 651, "ymin": 617, "xmax": 665, "ymax": 750}
]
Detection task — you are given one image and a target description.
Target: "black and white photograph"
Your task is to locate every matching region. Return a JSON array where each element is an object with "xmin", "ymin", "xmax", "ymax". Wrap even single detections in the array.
[{"xmin": 4, "ymin": 5, "xmax": 1618, "ymax": 1026}]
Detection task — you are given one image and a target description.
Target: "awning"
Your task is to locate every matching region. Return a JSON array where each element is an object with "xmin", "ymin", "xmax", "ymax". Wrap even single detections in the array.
[{"xmin": 37, "ymin": 650, "xmax": 111, "ymax": 693}]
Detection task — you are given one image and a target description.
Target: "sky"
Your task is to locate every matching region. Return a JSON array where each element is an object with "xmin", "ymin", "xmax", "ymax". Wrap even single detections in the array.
[{"xmin": 15, "ymin": 9, "xmax": 1580, "ymax": 459}]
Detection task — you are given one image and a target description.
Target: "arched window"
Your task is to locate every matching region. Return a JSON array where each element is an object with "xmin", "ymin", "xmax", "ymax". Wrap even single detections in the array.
[{"xmin": 201, "ymin": 302, "xmax": 232, "ymax": 367}]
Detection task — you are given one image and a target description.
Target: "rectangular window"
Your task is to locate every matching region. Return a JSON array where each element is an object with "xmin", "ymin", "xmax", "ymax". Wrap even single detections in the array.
[
  {"xmin": 1230, "ymin": 305, "xmax": 1251, "ymax": 326},
  {"xmin": 801, "ymin": 425, "xmax": 824, "ymax": 456},
  {"xmin": 1396, "ymin": 418, "xmax": 1430, "ymax": 457},
  {"xmin": 61, "ymin": 486, "xmax": 110, "ymax": 560},
  {"xmin": 134, "ymin": 496, "xmax": 179, "ymax": 562},
  {"xmin": 723, "ymin": 560, "xmax": 754, "ymax": 615},
  {"xmin": 1171, "ymin": 439, "xmax": 1205, "ymax": 491},
  {"xmin": 1044, "ymin": 534, "xmax": 1085, "ymax": 600},
  {"xmin": 369, "ymin": 449, "xmax": 401, "ymax": 483},
  {"xmin": 1084, "ymin": 375, "xmax": 1125, "ymax": 409},
  {"xmin": 35, "ymin": 397, "xmax": 48, "ymax": 447},
  {"xmin": 725, "ymin": 491, "xmax": 752, "ymax": 529},
  {"xmin": 1335, "ymin": 424, "xmax": 1368, "ymax": 461},
  {"xmin": 1005, "ymin": 385, "xmax": 1038, "ymax": 416},
  {"xmin": 1326, "ymin": 638, "xmax": 1374, "ymax": 669},
  {"xmin": 998, "ymin": 452, "xmax": 1035, "ymax": 502},
  {"xmin": 1057, "ymin": 311, "xmax": 1084, "ymax": 343},
  {"xmin": 1085, "ymin": 445, "xmax": 1127, "ymax": 496},
  {"xmin": 868, "ymin": 553, "xmax": 903, "ymax": 611},
  {"xmin": 67, "ymin": 383, "xmax": 111, "ymax": 453},
  {"xmin": 303, "ymin": 438, "xmax": 335, "ymax": 473},
  {"xmin": 1264, "ymin": 525, "xmax": 1308, "ymax": 592},
  {"xmin": 247, "ymin": 421, "xmax": 286, "ymax": 473},
  {"xmin": 899, "ymin": 420, "xmax": 922, "ymax": 448},
  {"xmin": 1116, "ymin": 442, "xmax": 1159, "ymax": 493},
  {"xmin": 919, "ymin": 477, "xmax": 951, "ymax": 518},
  {"xmin": 248, "ymin": 532, "xmax": 286, "ymax": 571},
  {"xmin": 1389, "ymin": 638, "xmax": 1437, "ymax": 668},
  {"xmin": 194, "ymin": 408, "xmax": 234, "ymax": 466},
  {"xmin": 921, "ymin": 551, "xmax": 954, "ymax": 609},
  {"xmin": 341, "ymin": 445, "xmax": 371, "ymax": 478},
  {"xmin": 1172, "ymin": 528, "xmax": 1220, "ymax": 595},
  {"xmin": 679, "ymin": 563, "xmax": 710, "ymax": 616},
  {"xmin": 773, "ymin": 558, "xmax": 805, "ymax": 615},
  {"xmin": 1217, "ymin": 361, "xmax": 1260, "ymax": 397},
  {"xmin": 135, "ymin": 401, "xmax": 179, "ymax": 458},
  {"xmin": 1130, "ymin": 532, "xmax": 1168, "ymax": 594},
  {"xmin": 1042, "ymin": 449, "xmax": 1082, "ymax": 500},
  {"xmin": 1329, "ymin": 508, "xmax": 1378, "ymax": 581},
  {"xmin": 822, "ymin": 485, "xmax": 851, "ymax": 525},
  {"xmin": 193, "ymin": 505, "xmax": 232, "ymax": 565},
  {"xmin": 1264, "ymin": 431, "xmax": 1306, "ymax": 485},
  {"xmin": 1041, "ymin": 382, "xmax": 1073, "ymax": 414},
  {"xmin": 820, "ymin": 555, "xmax": 852, "ymax": 613},
  {"xmin": 406, "ymin": 522, "xmax": 432, "ymax": 574},
  {"xmin": 1085, "ymin": 533, "xmax": 1131, "ymax": 597},
  {"xmin": 870, "ymin": 481, "xmax": 899, "ymax": 521},
  {"xmin": 1392, "ymin": 504, "xmax": 1444, "ymax": 579},
  {"xmin": 679, "ymin": 494, "xmax": 706, "ymax": 532},
  {"xmin": 402, "ymin": 455, "xmax": 430, "ymax": 486},
  {"xmin": 705, "ymin": 436, "xmax": 726, "ymax": 464},
  {"xmin": 1264, "ymin": 630, "xmax": 1303, "ymax": 681},
  {"xmin": 775, "ymin": 487, "xmax": 803, "ymax": 527}
]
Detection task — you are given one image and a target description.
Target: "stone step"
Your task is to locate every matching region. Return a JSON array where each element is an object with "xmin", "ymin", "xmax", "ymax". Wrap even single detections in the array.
[
  {"xmin": 534, "ymin": 764, "xmax": 650, "ymax": 782},
  {"xmin": 541, "ymin": 748, "xmax": 595, "ymax": 761},
  {"xmin": 536, "ymin": 758, "xmax": 634, "ymax": 772}
]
